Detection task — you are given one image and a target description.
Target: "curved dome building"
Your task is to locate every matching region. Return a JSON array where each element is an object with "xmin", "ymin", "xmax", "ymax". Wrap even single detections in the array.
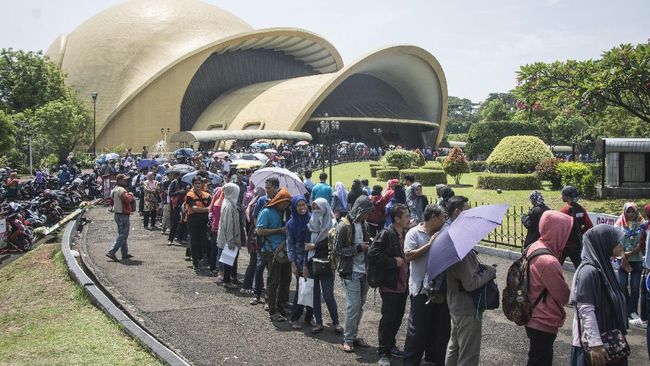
[{"xmin": 46, "ymin": 0, "xmax": 447, "ymax": 150}]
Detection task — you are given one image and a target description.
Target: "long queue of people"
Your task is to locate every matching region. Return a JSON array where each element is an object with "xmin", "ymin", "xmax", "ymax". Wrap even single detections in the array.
[{"xmin": 106, "ymin": 163, "xmax": 649, "ymax": 366}]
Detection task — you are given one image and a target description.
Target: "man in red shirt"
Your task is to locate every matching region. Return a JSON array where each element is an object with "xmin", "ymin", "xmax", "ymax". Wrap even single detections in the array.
[
  {"xmin": 559, "ymin": 186, "xmax": 593, "ymax": 268},
  {"xmin": 106, "ymin": 174, "xmax": 135, "ymax": 261}
]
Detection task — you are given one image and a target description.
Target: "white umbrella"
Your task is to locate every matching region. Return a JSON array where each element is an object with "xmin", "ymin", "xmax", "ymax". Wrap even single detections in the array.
[
  {"xmin": 295, "ymin": 140, "xmax": 309, "ymax": 147},
  {"xmin": 264, "ymin": 148, "xmax": 278, "ymax": 154},
  {"xmin": 253, "ymin": 153, "xmax": 269, "ymax": 163},
  {"xmin": 250, "ymin": 167, "xmax": 307, "ymax": 196}
]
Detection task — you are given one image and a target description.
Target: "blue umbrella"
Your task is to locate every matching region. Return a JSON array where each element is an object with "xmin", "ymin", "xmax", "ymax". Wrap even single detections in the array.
[
  {"xmin": 426, "ymin": 204, "xmax": 509, "ymax": 280},
  {"xmin": 182, "ymin": 170, "xmax": 224, "ymax": 186},
  {"xmin": 174, "ymin": 148, "xmax": 194, "ymax": 158},
  {"xmin": 95, "ymin": 153, "xmax": 120, "ymax": 164},
  {"xmin": 136, "ymin": 159, "xmax": 157, "ymax": 170}
]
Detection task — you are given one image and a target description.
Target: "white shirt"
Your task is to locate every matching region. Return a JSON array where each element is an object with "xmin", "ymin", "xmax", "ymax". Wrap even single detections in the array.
[{"xmin": 404, "ymin": 224, "xmax": 431, "ymax": 296}]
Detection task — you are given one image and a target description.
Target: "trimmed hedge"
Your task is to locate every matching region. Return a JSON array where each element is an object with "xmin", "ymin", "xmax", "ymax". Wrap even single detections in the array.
[
  {"xmin": 384, "ymin": 149, "xmax": 420, "ymax": 169},
  {"xmin": 476, "ymin": 173, "xmax": 541, "ymax": 190},
  {"xmin": 486, "ymin": 135, "xmax": 553, "ymax": 173},
  {"xmin": 399, "ymin": 169, "xmax": 448, "ymax": 186},
  {"xmin": 469, "ymin": 161, "xmax": 487, "ymax": 172},
  {"xmin": 369, "ymin": 161, "xmax": 382, "ymax": 167},
  {"xmin": 376, "ymin": 169, "xmax": 401, "ymax": 181},
  {"xmin": 371, "ymin": 165, "xmax": 397, "ymax": 177}
]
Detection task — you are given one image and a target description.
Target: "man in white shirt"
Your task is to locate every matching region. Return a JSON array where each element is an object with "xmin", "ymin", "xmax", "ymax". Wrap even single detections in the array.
[{"xmin": 403, "ymin": 204, "xmax": 448, "ymax": 366}]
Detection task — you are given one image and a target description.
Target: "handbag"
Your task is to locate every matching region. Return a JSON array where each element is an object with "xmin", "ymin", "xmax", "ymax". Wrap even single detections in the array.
[
  {"xmin": 469, "ymin": 279, "xmax": 500, "ymax": 312},
  {"xmin": 576, "ymin": 308, "xmax": 630, "ymax": 364},
  {"xmin": 311, "ymin": 257, "xmax": 331, "ymax": 276},
  {"xmin": 273, "ymin": 242, "xmax": 289, "ymax": 264}
]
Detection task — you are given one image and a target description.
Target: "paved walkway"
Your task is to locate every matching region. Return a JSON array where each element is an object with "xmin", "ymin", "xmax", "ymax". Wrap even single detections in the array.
[{"xmin": 78, "ymin": 207, "xmax": 648, "ymax": 365}]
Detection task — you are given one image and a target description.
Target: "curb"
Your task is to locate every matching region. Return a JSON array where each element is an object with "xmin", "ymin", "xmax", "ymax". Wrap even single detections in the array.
[
  {"xmin": 476, "ymin": 244, "xmax": 576, "ymax": 272},
  {"xmin": 61, "ymin": 217, "xmax": 190, "ymax": 366}
]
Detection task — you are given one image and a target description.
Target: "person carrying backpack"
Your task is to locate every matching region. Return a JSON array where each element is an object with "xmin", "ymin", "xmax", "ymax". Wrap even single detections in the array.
[
  {"xmin": 524, "ymin": 210, "xmax": 573, "ymax": 366},
  {"xmin": 368, "ymin": 203, "xmax": 410, "ymax": 366},
  {"xmin": 559, "ymin": 186, "xmax": 593, "ymax": 269}
]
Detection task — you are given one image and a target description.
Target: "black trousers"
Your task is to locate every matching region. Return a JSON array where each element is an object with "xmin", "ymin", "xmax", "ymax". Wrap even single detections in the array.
[
  {"xmin": 560, "ymin": 245, "xmax": 581, "ymax": 268},
  {"xmin": 243, "ymin": 250, "xmax": 257, "ymax": 290},
  {"xmin": 378, "ymin": 291, "xmax": 408, "ymax": 357},
  {"xmin": 223, "ymin": 251, "xmax": 239, "ymax": 284},
  {"xmin": 188, "ymin": 223, "xmax": 208, "ymax": 268},
  {"xmin": 143, "ymin": 209, "xmax": 156, "ymax": 227},
  {"xmin": 526, "ymin": 326, "xmax": 556, "ymax": 366},
  {"xmin": 168, "ymin": 206, "xmax": 181, "ymax": 242},
  {"xmin": 403, "ymin": 294, "xmax": 451, "ymax": 366},
  {"xmin": 264, "ymin": 252, "xmax": 292, "ymax": 315},
  {"xmin": 138, "ymin": 194, "xmax": 145, "ymax": 212}
]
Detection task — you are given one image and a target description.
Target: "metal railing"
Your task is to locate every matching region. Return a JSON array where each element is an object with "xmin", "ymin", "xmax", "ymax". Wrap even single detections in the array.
[{"xmin": 472, "ymin": 201, "xmax": 527, "ymax": 250}]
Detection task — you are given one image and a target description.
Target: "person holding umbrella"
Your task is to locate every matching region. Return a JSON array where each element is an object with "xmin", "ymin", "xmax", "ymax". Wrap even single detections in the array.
[{"xmin": 443, "ymin": 196, "xmax": 497, "ymax": 366}]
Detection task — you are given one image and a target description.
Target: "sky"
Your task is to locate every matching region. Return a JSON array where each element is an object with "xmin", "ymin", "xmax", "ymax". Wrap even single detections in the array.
[{"xmin": 0, "ymin": 0, "xmax": 647, "ymax": 102}]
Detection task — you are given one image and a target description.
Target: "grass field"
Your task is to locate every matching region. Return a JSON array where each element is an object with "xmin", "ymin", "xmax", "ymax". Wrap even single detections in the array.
[
  {"xmin": 0, "ymin": 244, "xmax": 162, "ymax": 365},
  {"xmin": 329, "ymin": 161, "xmax": 650, "ymax": 215}
]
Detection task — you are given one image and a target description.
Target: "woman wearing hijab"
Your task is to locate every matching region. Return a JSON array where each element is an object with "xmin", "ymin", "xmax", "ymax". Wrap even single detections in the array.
[
  {"xmin": 332, "ymin": 182, "xmax": 349, "ymax": 219},
  {"xmin": 241, "ymin": 186, "xmax": 266, "ymax": 294},
  {"xmin": 524, "ymin": 210, "xmax": 572, "ymax": 366},
  {"xmin": 368, "ymin": 185, "xmax": 388, "ymax": 238},
  {"xmin": 142, "ymin": 171, "xmax": 160, "ymax": 229},
  {"xmin": 347, "ymin": 179, "xmax": 367, "ymax": 208},
  {"xmin": 208, "ymin": 186, "xmax": 224, "ymax": 277},
  {"xmin": 614, "ymin": 202, "xmax": 647, "ymax": 324},
  {"xmin": 570, "ymin": 225, "xmax": 628, "ymax": 366},
  {"xmin": 385, "ymin": 185, "xmax": 407, "ymax": 228},
  {"xmin": 217, "ymin": 183, "xmax": 241, "ymax": 289},
  {"xmin": 305, "ymin": 198, "xmax": 343, "ymax": 334},
  {"xmin": 522, "ymin": 191, "xmax": 550, "ymax": 251},
  {"xmin": 406, "ymin": 182, "xmax": 428, "ymax": 223},
  {"xmin": 286, "ymin": 195, "xmax": 314, "ymax": 329}
]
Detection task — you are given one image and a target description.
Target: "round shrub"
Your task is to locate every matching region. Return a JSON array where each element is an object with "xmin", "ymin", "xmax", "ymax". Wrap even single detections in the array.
[
  {"xmin": 384, "ymin": 149, "xmax": 419, "ymax": 170},
  {"xmin": 468, "ymin": 161, "xmax": 487, "ymax": 172},
  {"xmin": 376, "ymin": 169, "xmax": 400, "ymax": 181},
  {"xmin": 442, "ymin": 147, "xmax": 470, "ymax": 185},
  {"xmin": 486, "ymin": 136, "xmax": 552, "ymax": 173},
  {"xmin": 535, "ymin": 157, "xmax": 563, "ymax": 189},
  {"xmin": 371, "ymin": 165, "xmax": 397, "ymax": 178},
  {"xmin": 399, "ymin": 169, "xmax": 447, "ymax": 186},
  {"xmin": 476, "ymin": 173, "xmax": 541, "ymax": 190}
]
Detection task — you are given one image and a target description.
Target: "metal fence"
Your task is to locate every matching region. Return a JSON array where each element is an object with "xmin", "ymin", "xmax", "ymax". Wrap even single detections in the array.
[{"xmin": 472, "ymin": 201, "xmax": 527, "ymax": 250}]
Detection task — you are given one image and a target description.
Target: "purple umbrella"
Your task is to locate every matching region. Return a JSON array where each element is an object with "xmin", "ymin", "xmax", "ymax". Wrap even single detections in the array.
[{"xmin": 427, "ymin": 204, "xmax": 509, "ymax": 280}]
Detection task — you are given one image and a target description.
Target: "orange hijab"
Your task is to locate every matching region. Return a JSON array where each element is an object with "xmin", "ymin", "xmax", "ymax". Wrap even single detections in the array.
[{"xmin": 267, "ymin": 188, "xmax": 291, "ymax": 207}]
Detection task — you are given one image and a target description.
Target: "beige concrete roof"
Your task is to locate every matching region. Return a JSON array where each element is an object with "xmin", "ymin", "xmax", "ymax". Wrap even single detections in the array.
[
  {"xmin": 194, "ymin": 45, "xmax": 448, "ymax": 146},
  {"xmin": 46, "ymin": 0, "xmax": 343, "ymax": 139}
]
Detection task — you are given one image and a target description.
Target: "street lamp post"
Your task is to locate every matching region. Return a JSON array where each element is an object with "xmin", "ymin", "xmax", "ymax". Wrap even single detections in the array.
[
  {"xmin": 318, "ymin": 114, "xmax": 340, "ymax": 187},
  {"xmin": 91, "ymin": 92, "xmax": 98, "ymax": 157}
]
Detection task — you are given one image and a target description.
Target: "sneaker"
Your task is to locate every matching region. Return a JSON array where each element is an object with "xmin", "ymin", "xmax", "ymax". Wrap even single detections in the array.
[
  {"xmin": 377, "ymin": 356, "xmax": 391, "ymax": 366},
  {"xmin": 105, "ymin": 253, "xmax": 119, "ymax": 262},
  {"xmin": 123, "ymin": 254, "xmax": 134, "ymax": 259},
  {"xmin": 167, "ymin": 240, "xmax": 173, "ymax": 246},
  {"xmin": 629, "ymin": 317, "xmax": 647, "ymax": 329},
  {"xmin": 250, "ymin": 297, "xmax": 262, "ymax": 305},
  {"xmin": 390, "ymin": 346, "xmax": 404, "ymax": 358},
  {"xmin": 630, "ymin": 312, "xmax": 640, "ymax": 320},
  {"xmin": 270, "ymin": 312, "xmax": 286, "ymax": 322}
]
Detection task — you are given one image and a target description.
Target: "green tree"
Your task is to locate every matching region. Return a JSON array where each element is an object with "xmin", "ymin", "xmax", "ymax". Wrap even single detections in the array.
[
  {"xmin": 478, "ymin": 99, "xmax": 513, "ymax": 122},
  {"xmin": 442, "ymin": 146, "xmax": 470, "ymax": 184},
  {"xmin": 0, "ymin": 110, "xmax": 15, "ymax": 154},
  {"xmin": 446, "ymin": 96, "xmax": 478, "ymax": 133},
  {"xmin": 514, "ymin": 42, "xmax": 650, "ymax": 123},
  {"xmin": 0, "ymin": 49, "xmax": 66, "ymax": 114},
  {"xmin": 0, "ymin": 48, "xmax": 91, "ymax": 170}
]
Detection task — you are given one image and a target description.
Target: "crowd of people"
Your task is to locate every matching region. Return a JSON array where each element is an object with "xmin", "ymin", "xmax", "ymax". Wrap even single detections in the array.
[{"xmin": 101, "ymin": 146, "xmax": 649, "ymax": 366}]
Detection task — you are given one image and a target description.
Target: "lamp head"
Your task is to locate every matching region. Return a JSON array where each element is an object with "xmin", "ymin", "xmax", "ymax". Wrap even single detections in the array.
[{"xmin": 91, "ymin": 91, "xmax": 98, "ymax": 101}]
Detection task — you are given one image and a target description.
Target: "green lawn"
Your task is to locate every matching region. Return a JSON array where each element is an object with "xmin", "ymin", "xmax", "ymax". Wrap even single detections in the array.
[
  {"xmin": 0, "ymin": 244, "xmax": 162, "ymax": 366},
  {"xmin": 329, "ymin": 161, "xmax": 650, "ymax": 215}
]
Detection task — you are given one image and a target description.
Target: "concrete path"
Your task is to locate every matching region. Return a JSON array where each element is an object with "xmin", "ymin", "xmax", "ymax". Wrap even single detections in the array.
[{"xmin": 78, "ymin": 207, "xmax": 648, "ymax": 366}]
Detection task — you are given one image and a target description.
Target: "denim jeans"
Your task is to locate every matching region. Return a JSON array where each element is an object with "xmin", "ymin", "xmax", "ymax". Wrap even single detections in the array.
[
  {"xmin": 108, "ymin": 213, "xmax": 130, "ymax": 257},
  {"xmin": 618, "ymin": 260, "xmax": 643, "ymax": 316},
  {"xmin": 254, "ymin": 250, "xmax": 266, "ymax": 297},
  {"xmin": 313, "ymin": 272, "xmax": 339, "ymax": 326},
  {"xmin": 342, "ymin": 273, "xmax": 369, "ymax": 344}
]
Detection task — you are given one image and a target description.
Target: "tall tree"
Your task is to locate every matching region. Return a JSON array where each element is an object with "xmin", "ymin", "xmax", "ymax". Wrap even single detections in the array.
[
  {"xmin": 514, "ymin": 42, "xmax": 650, "ymax": 123},
  {"xmin": 446, "ymin": 96, "xmax": 478, "ymax": 133}
]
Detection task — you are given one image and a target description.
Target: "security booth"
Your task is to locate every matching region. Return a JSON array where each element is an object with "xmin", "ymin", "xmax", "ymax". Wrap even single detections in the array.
[{"xmin": 597, "ymin": 138, "xmax": 650, "ymax": 198}]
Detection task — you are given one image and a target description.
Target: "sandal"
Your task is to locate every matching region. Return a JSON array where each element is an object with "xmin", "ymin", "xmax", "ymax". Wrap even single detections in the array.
[
  {"xmin": 250, "ymin": 297, "xmax": 262, "ymax": 305},
  {"xmin": 342, "ymin": 343, "xmax": 354, "ymax": 353},
  {"xmin": 311, "ymin": 324, "xmax": 324, "ymax": 334},
  {"xmin": 333, "ymin": 324, "xmax": 344, "ymax": 334},
  {"xmin": 353, "ymin": 338, "xmax": 370, "ymax": 348}
]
